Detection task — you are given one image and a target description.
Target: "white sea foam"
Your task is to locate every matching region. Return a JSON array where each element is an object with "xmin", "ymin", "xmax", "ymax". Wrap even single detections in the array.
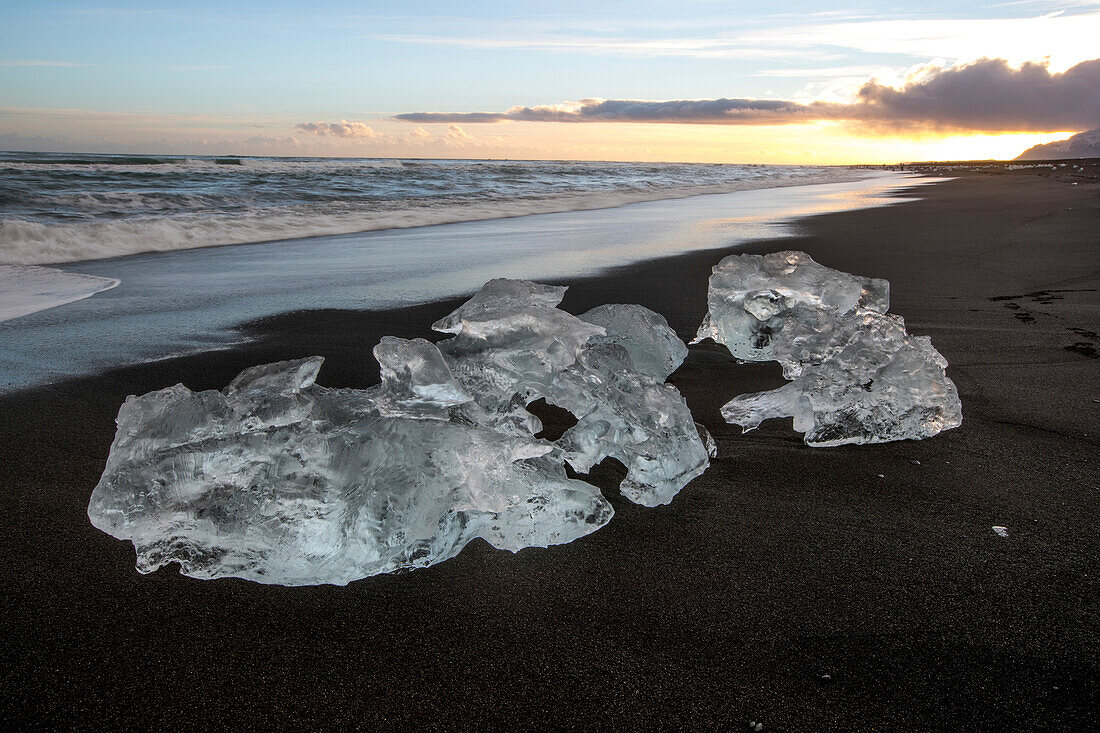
[
  {"xmin": 0, "ymin": 171, "xmax": 870, "ymax": 265},
  {"xmin": 0, "ymin": 265, "xmax": 119, "ymax": 322}
]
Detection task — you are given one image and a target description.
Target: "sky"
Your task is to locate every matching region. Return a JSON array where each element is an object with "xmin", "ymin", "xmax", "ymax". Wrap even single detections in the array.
[{"xmin": 2, "ymin": 0, "xmax": 1099, "ymax": 163}]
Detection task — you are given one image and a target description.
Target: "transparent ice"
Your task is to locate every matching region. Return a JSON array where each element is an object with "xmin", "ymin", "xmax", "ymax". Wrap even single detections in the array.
[
  {"xmin": 695, "ymin": 251, "xmax": 961, "ymax": 446},
  {"xmin": 88, "ymin": 279, "xmax": 709, "ymax": 585}
]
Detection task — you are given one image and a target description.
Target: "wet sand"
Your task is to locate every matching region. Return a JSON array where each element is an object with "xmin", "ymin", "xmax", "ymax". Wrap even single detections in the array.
[{"xmin": 1, "ymin": 170, "xmax": 1097, "ymax": 731}]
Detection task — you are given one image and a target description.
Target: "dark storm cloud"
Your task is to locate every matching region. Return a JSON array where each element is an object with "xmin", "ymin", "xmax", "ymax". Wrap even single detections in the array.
[
  {"xmin": 392, "ymin": 58, "xmax": 1100, "ymax": 133},
  {"xmin": 854, "ymin": 57, "xmax": 1100, "ymax": 132},
  {"xmin": 395, "ymin": 98, "xmax": 840, "ymax": 125}
]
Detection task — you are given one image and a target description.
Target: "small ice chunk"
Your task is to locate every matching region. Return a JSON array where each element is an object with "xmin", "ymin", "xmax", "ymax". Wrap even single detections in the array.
[
  {"xmin": 433, "ymin": 279, "xmax": 570, "ymax": 332},
  {"xmin": 992, "ymin": 526, "xmax": 1008, "ymax": 537},
  {"xmin": 699, "ymin": 252, "xmax": 961, "ymax": 446},
  {"xmin": 433, "ymin": 278, "xmax": 604, "ymax": 376},
  {"xmin": 226, "ymin": 355, "xmax": 323, "ymax": 395},
  {"xmin": 0, "ymin": 265, "xmax": 119, "ymax": 322},
  {"xmin": 373, "ymin": 336, "xmax": 471, "ymax": 417}
]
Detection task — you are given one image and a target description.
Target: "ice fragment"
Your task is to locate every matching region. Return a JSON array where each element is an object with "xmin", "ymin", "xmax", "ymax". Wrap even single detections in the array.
[
  {"xmin": 89, "ymin": 279, "xmax": 709, "ymax": 584},
  {"xmin": 696, "ymin": 251, "xmax": 961, "ymax": 446}
]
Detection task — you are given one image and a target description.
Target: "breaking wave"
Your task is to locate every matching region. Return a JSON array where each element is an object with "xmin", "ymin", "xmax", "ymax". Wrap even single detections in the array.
[{"xmin": 0, "ymin": 152, "xmax": 868, "ymax": 265}]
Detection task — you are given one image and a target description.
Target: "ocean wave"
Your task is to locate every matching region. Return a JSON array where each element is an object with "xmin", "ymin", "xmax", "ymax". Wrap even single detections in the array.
[
  {"xmin": 0, "ymin": 171, "xmax": 873, "ymax": 265},
  {"xmin": 1, "ymin": 190, "xmax": 241, "ymax": 212},
  {"xmin": 0, "ymin": 153, "xmax": 875, "ymax": 265}
]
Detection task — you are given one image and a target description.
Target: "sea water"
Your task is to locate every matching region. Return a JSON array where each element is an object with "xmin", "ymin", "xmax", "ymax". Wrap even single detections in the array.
[
  {"xmin": 0, "ymin": 154, "xmax": 935, "ymax": 392},
  {"xmin": 1, "ymin": 153, "xmax": 865, "ymax": 266}
]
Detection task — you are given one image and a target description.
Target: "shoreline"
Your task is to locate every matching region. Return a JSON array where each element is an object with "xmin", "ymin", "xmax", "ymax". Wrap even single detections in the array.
[
  {"xmin": 0, "ymin": 173, "xmax": 932, "ymax": 392},
  {"xmin": 54, "ymin": 169, "xmax": 900, "ymax": 269},
  {"xmin": 1, "ymin": 169, "xmax": 1096, "ymax": 730}
]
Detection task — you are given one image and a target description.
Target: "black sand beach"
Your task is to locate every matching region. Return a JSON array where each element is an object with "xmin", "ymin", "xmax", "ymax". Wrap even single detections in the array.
[{"xmin": 2, "ymin": 170, "xmax": 1097, "ymax": 730}]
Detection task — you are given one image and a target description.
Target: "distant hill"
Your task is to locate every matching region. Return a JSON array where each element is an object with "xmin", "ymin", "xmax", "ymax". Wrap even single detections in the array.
[{"xmin": 1016, "ymin": 128, "xmax": 1100, "ymax": 160}]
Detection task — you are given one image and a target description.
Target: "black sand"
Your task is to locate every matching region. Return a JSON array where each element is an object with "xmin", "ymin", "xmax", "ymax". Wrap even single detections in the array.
[{"xmin": 2, "ymin": 171, "xmax": 1097, "ymax": 731}]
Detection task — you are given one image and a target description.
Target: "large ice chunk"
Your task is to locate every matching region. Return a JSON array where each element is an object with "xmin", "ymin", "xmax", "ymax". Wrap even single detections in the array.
[
  {"xmin": 694, "ymin": 250, "xmax": 889, "ymax": 378},
  {"xmin": 696, "ymin": 251, "xmax": 961, "ymax": 446},
  {"xmin": 89, "ymin": 280, "xmax": 709, "ymax": 584},
  {"xmin": 88, "ymin": 356, "xmax": 610, "ymax": 585}
]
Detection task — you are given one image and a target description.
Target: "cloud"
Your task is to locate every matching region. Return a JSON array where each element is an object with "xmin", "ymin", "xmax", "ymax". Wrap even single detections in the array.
[
  {"xmin": 394, "ymin": 57, "xmax": 1100, "ymax": 133},
  {"xmin": 445, "ymin": 124, "xmax": 472, "ymax": 140},
  {"xmin": 371, "ymin": 10, "xmax": 1100, "ymax": 70},
  {"xmin": 294, "ymin": 120, "xmax": 381, "ymax": 138},
  {"xmin": 741, "ymin": 12, "xmax": 1100, "ymax": 71},
  {"xmin": 284, "ymin": 119, "xmax": 526, "ymax": 153},
  {"xmin": 853, "ymin": 57, "xmax": 1100, "ymax": 132},
  {"xmin": 396, "ymin": 98, "xmax": 839, "ymax": 126},
  {"xmin": 0, "ymin": 107, "xmax": 544, "ymax": 158}
]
